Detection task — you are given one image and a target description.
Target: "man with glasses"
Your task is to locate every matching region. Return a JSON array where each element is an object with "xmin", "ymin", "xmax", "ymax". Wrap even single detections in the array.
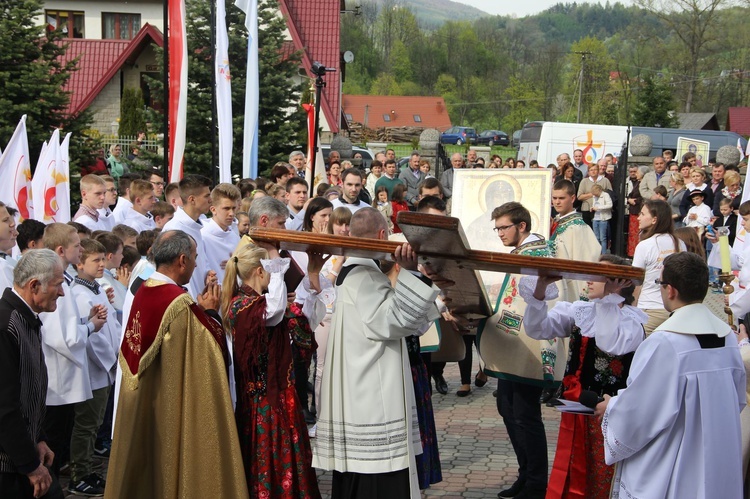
[
  {"xmin": 148, "ymin": 169, "xmax": 166, "ymax": 200},
  {"xmin": 99, "ymin": 175, "xmax": 118, "ymax": 231},
  {"xmin": 488, "ymin": 202, "xmax": 558, "ymax": 499},
  {"xmin": 598, "ymin": 252, "xmax": 744, "ymax": 499}
]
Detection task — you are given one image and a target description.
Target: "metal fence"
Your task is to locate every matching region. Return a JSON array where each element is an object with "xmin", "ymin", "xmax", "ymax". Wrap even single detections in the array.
[{"xmin": 99, "ymin": 135, "xmax": 163, "ymax": 157}]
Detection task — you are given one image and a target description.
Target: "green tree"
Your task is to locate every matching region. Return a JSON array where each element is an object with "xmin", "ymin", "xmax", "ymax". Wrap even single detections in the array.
[
  {"xmin": 632, "ymin": 75, "xmax": 679, "ymax": 127},
  {"xmin": 502, "ymin": 77, "xmax": 542, "ymax": 133},
  {"xmin": 0, "ymin": 0, "xmax": 93, "ymax": 172},
  {"xmin": 119, "ymin": 88, "xmax": 146, "ymax": 136},
  {"xmin": 146, "ymin": 0, "xmax": 304, "ymax": 178}
]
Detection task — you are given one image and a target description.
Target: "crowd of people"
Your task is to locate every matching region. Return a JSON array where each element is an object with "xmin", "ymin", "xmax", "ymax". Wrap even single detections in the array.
[{"xmin": 0, "ymin": 143, "xmax": 747, "ymax": 499}]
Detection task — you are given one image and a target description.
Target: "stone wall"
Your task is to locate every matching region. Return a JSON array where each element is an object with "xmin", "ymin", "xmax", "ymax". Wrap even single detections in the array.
[{"xmin": 89, "ymin": 74, "xmax": 121, "ymax": 135}]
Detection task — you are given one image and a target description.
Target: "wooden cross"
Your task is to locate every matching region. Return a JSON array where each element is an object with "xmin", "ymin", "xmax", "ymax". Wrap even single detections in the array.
[{"xmin": 249, "ymin": 212, "xmax": 645, "ymax": 318}]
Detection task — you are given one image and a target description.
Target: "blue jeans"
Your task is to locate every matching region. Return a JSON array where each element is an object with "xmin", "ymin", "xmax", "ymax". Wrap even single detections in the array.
[{"xmin": 593, "ymin": 220, "xmax": 609, "ymax": 254}]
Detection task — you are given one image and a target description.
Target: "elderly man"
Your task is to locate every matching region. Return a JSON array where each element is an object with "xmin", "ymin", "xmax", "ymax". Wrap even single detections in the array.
[
  {"xmin": 440, "ymin": 153, "xmax": 463, "ymax": 199},
  {"xmin": 639, "ymin": 156, "xmax": 671, "ymax": 200},
  {"xmin": 106, "ymin": 231, "xmax": 248, "ymax": 499},
  {"xmin": 398, "ymin": 152, "xmax": 427, "ymax": 206},
  {"xmin": 313, "ymin": 208, "xmax": 440, "ymax": 498},
  {"xmin": 0, "ymin": 249, "xmax": 65, "ymax": 499},
  {"xmin": 289, "ymin": 150, "xmax": 306, "ymax": 177}
]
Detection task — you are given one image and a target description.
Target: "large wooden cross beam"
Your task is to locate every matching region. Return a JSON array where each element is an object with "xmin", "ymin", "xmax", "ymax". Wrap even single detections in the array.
[{"xmin": 249, "ymin": 212, "xmax": 645, "ymax": 318}]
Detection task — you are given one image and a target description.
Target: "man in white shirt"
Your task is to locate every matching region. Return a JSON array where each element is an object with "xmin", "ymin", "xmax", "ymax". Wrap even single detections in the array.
[
  {"xmin": 202, "ymin": 183, "xmax": 241, "ymax": 283},
  {"xmin": 331, "ymin": 168, "xmax": 369, "ymax": 213},
  {"xmin": 121, "ymin": 179, "xmax": 156, "ymax": 234},
  {"xmin": 284, "ymin": 177, "xmax": 308, "ymax": 231},
  {"xmin": 598, "ymin": 252, "xmax": 745, "ymax": 499},
  {"xmin": 162, "ymin": 174, "xmax": 215, "ymax": 298},
  {"xmin": 73, "ymin": 175, "xmax": 109, "ymax": 232}
]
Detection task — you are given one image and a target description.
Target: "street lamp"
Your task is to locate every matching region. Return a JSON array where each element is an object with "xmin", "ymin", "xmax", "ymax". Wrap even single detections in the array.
[{"xmin": 310, "ymin": 61, "xmax": 336, "ymax": 177}]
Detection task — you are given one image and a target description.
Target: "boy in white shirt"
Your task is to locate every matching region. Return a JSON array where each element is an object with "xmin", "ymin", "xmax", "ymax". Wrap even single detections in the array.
[
  {"xmin": 73, "ymin": 175, "xmax": 109, "ymax": 231},
  {"xmin": 0, "ymin": 202, "xmax": 18, "ymax": 291},
  {"xmin": 98, "ymin": 175, "xmax": 118, "ymax": 231},
  {"xmin": 69, "ymin": 239, "xmax": 119, "ymax": 496},
  {"xmin": 683, "ymin": 189, "xmax": 712, "ymax": 229},
  {"xmin": 202, "ymin": 183, "xmax": 242, "ymax": 282},
  {"xmin": 122, "ymin": 180, "xmax": 156, "ymax": 234}
]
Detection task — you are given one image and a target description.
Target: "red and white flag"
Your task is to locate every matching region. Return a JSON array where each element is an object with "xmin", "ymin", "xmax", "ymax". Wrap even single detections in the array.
[
  {"xmin": 31, "ymin": 129, "xmax": 70, "ymax": 223},
  {"xmin": 168, "ymin": 0, "xmax": 187, "ymax": 183},
  {"xmin": 303, "ymin": 103, "xmax": 326, "ymax": 190},
  {"xmin": 0, "ymin": 115, "xmax": 33, "ymax": 220}
]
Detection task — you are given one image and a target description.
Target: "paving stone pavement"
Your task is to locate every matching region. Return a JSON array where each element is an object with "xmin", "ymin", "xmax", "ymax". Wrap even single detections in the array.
[{"xmin": 314, "ymin": 353, "xmax": 562, "ymax": 499}]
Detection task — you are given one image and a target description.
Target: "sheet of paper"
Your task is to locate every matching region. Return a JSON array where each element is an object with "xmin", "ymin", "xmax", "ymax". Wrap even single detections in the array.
[{"xmin": 554, "ymin": 399, "xmax": 595, "ymax": 415}]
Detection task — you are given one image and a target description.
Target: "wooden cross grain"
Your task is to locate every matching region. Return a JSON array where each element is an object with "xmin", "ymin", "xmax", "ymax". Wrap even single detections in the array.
[{"xmin": 249, "ymin": 212, "xmax": 645, "ymax": 318}]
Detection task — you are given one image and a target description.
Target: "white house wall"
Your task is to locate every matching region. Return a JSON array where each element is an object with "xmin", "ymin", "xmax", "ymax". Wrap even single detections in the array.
[{"xmin": 39, "ymin": 0, "xmax": 163, "ymax": 38}]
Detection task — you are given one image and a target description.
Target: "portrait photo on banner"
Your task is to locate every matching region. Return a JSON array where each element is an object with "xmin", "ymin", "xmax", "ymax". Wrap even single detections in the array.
[{"xmin": 676, "ymin": 137, "xmax": 710, "ymax": 167}]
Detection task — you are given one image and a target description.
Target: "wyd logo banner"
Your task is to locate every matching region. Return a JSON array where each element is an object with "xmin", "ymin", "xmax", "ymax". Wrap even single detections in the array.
[{"xmin": 574, "ymin": 130, "xmax": 605, "ymax": 166}]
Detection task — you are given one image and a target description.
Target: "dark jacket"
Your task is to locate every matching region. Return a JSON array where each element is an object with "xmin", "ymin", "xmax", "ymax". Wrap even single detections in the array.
[{"xmin": 0, "ymin": 289, "xmax": 47, "ymax": 475}]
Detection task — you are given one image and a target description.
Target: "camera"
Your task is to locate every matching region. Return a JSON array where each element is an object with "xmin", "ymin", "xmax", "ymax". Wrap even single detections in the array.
[{"xmin": 311, "ymin": 61, "xmax": 334, "ymax": 77}]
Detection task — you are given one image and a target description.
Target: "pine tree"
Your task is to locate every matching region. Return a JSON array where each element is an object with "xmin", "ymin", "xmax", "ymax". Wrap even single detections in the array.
[
  {"xmin": 119, "ymin": 88, "xmax": 146, "ymax": 136},
  {"xmin": 0, "ymin": 0, "xmax": 93, "ymax": 172},
  {"xmin": 632, "ymin": 75, "xmax": 678, "ymax": 128},
  {"xmin": 145, "ymin": 0, "xmax": 304, "ymax": 179}
]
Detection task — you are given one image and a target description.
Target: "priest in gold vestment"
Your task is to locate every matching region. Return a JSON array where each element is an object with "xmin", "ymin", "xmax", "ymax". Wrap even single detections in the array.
[{"xmin": 105, "ymin": 230, "xmax": 248, "ymax": 499}]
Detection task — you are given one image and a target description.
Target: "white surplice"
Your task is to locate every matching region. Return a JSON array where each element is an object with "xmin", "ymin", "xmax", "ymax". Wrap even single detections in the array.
[
  {"xmin": 312, "ymin": 258, "xmax": 440, "ymax": 498},
  {"xmin": 201, "ymin": 218, "xmax": 240, "ymax": 283},
  {"xmin": 602, "ymin": 303, "xmax": 746, "ymax": 499}
]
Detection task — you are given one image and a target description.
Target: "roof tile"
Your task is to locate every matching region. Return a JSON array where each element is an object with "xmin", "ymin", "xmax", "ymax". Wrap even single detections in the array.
[
  {"xmin": 342, "ymin": 95, "xmax": 452, "ymax": 130},
  {"xmin": 727, "ymin": 107, "xmax": 750, "ymax": 137}
]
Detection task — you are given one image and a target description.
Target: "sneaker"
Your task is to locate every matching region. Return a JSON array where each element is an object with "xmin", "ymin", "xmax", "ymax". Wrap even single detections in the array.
[
  {"xmin": 93, "ymin": 440, "xmax": 111, "ymax": 458},
  {"xmin": 88, "ymin": 472, "xmax": 106, "ymax": 488},
  {"xmin": 308, "ymin": 423, "xmax": 317, "ymax": 438},
  {"xmin": 68, "ymin": 476, "xmax": 104, "ymax": 497}
]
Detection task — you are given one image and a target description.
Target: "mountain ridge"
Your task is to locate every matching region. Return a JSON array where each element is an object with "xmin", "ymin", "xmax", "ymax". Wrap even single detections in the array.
[{"xmin": 370, "ymin": 0, "xmax": 489, "ymax": 26}]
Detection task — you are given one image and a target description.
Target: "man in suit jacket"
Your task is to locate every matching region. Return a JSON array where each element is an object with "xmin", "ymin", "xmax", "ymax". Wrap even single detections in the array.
[{"xmin": 398, "ymin": 152, "xmax": 427, "ymax": 207}]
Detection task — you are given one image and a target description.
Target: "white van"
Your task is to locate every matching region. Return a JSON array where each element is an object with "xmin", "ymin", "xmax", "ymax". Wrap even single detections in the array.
[{"xmin": 520, "ymin": 122, "xmax": 628, "ymax": 167}]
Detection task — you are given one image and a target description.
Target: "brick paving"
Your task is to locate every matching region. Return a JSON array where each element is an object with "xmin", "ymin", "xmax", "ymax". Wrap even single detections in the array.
[
  {"xmin": 315, "ymin": 355, "xmax": 562, "ymax": 498},
  {"xmin": 61, "ymin": 293, "xmax": 728, "ymax": 498}
]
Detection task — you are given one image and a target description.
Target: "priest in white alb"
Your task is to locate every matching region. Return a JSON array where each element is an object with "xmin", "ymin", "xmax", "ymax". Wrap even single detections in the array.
[{"xmin": 596, "ymin": 252, "xmax": 745, "ymax": 499}]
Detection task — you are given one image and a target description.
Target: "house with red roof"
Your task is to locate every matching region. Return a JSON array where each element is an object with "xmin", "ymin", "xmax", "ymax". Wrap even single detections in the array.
[
  {"xmin": 39, "ymin": 0, "xmax": 344, "ymax": 138},
  {"xmin": 342, "ymin": 95, "xmax": 452, "ymax": 131}
]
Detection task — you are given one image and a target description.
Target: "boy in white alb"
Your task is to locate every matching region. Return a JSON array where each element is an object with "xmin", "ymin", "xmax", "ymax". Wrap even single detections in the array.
[
  {"xmin": 69, "ymin": 239, "xmax": 119, "ymax": 496},
  {"xmin": 0, "ymin": 202, "xmax": 18, "ymax": 291},
  {"xmin": 201, "ymin": 183, "xmax": 241, "ymax": 283},
  {"xmin": 40, "ymin": 224, "xmax": 105, "ymax": 479},
  {"xmin": 111, "ymin": 173, "xmax": 138, "ymax": 224},
  {"xmin": 98, "ymin": 175, "xmax": 118, "ymax": 231},
  {"xmin": 683, "ymin": 189, "xmax": 712, "ymax": 229},
  {"xmin": 121, "ymin": 180, "xmax": 156, "ymax": 234},
  {"xmin": 95, "ymin": 232, "xmax": 127, "ymax": 325},
  {"xmin": 73, "ymin": 175, "xmax": 110, "ymax": 231}
]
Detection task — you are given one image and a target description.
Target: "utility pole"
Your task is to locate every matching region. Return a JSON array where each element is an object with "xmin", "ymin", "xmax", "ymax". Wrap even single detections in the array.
[{"xmin": 574, "ymin": 51, "xmax": 591, "ymax": 123}]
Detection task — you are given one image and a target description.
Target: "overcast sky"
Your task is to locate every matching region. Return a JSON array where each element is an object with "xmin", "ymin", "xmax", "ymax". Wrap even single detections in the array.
[{"xmin": 452, "ymin": 0, "xmax": 635, "ymax": 17}]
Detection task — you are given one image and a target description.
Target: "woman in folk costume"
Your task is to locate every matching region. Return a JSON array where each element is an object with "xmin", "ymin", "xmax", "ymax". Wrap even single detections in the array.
[
  {"xmin": 519, "ymin": 254, "xmax": 647, "ymax": 499},
  {"xmin": 381, "ymin": 259, "xmax": 442, "ymax": 490},
  {"xmin": 221, "ymin": 243, "xmax": 327, "ymax": 499}
]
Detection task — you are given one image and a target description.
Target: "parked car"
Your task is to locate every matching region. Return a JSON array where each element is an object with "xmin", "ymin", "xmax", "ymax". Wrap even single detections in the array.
[
  {"xmin": 476, "ymin": 130, "xmax": 510, "ymax": 147},
  {"xmin": 440, "ymin": 126, "xmax": 478, "ymax": 145},
  {"xmin": 511, "ymin": 130, "xmax": 522, "ymax": 149},
  {"xmin": 321, "ymin": 144, "xmax": 375, "ymax": 170}
]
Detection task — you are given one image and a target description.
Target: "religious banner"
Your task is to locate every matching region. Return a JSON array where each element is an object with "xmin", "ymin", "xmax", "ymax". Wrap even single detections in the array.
[
  {"xmin": 0, "ymin": 115, "xmax": 33, "ymax": 220},
  {"xmin": 676, "ymin": 137, "xmax": 710, "ymax": 167}
]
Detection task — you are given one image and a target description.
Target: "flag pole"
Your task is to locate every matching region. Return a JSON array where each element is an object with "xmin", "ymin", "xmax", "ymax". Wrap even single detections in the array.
[
  {"xmin": 210, "ymin": 0, "xmax": 218, "ymax": 185},
  {"xmin": 163, "ymin": 0, "xmax": 170, "ymax": 182}
]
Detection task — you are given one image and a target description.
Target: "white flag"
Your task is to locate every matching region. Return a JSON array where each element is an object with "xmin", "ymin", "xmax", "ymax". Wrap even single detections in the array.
[
  {"xmin": 738, "ymin": 138, "xmax": 746, "ymax": 161},
  {"xmin": 0, "ymin": 115, "xmax": 33, "ymax": 220},
  {"xmin": 57, "ymin": 132, "xmax": 71, "ymax": 222},
  {"xmin": 236, "ymin": 0, "xmax": 259, "ymax": 179},
  {"xmin": 31, "ymin": 129, "xmax": 70, "ymax": 223},
  {"xmin": 215, "ymin": 0, "xmax": 233, "ymax": 183}
]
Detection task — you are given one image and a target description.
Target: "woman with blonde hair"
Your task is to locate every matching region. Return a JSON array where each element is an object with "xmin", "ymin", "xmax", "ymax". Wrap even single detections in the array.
[
  {"xmin": 667, "ymin": 172, "xmax": 687, "ymax": 228},
  {"xmin": 222, "ymin": 242, "xmax": 326, "ymax": 498},
  {"xmin": 713, "ymin": 169, "xmax": 743, "ymax": 215}
]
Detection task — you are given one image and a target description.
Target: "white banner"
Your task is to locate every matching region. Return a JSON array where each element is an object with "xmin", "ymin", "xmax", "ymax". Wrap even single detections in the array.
[
  {"xmin": 215, "ymin": 0, "xmax": 233, "ymax": 183},
  {"xmin": 236, "ymin": 0, "xmax": 259, "ymax": 179},
  {"xmin": 31, "ymin": 129, "xmax": 70, "ymax": 223},
  {"xmin": 0, "ymin": 115, "xmax": 33, "ymax": 220}
]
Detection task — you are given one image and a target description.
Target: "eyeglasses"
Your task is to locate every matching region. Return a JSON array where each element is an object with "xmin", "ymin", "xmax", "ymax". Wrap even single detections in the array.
[
  {"xmin": 107, "ymin": 188, "xmax": 118, "ymax": 193},
  {"xmin": 493, "ymin": 223, "xmax": 518, "ymax": 233},
  {"xmin": 151, "ymin": 182, "xmax": 166, "ymax": 187},
  {"xmin": 654, "ymin": 279, "xmax": 670, "ymax": 287}
]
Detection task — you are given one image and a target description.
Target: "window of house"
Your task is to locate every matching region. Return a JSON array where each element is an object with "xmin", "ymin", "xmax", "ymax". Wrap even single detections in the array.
[
  {"xmin": 383, "ymin": 114, "xmax": 391, "ymax": 122},
  {"xmin": 345, "ymin": 113, "xmax": 353, "ymax": 122},
  {"xmin": 413, "ymin": 115, "xmax": 422, "ymax": 123},
  {"xmin": 103, "ymin": 13, "xmax": 142, "ymax": 40},
  {"xmin": 45, "ymin": 10, "xmax": 85, "ymax": 38}
]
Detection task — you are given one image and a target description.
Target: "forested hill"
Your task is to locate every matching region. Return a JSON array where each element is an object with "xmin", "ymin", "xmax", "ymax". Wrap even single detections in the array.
[
  {"xmin": 343, "ymin": 0, "xmax": 750, "ymax": 134},
  {"xmin": 372, "ymin": 0, "xmax": 487, "ymax": 26}
]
